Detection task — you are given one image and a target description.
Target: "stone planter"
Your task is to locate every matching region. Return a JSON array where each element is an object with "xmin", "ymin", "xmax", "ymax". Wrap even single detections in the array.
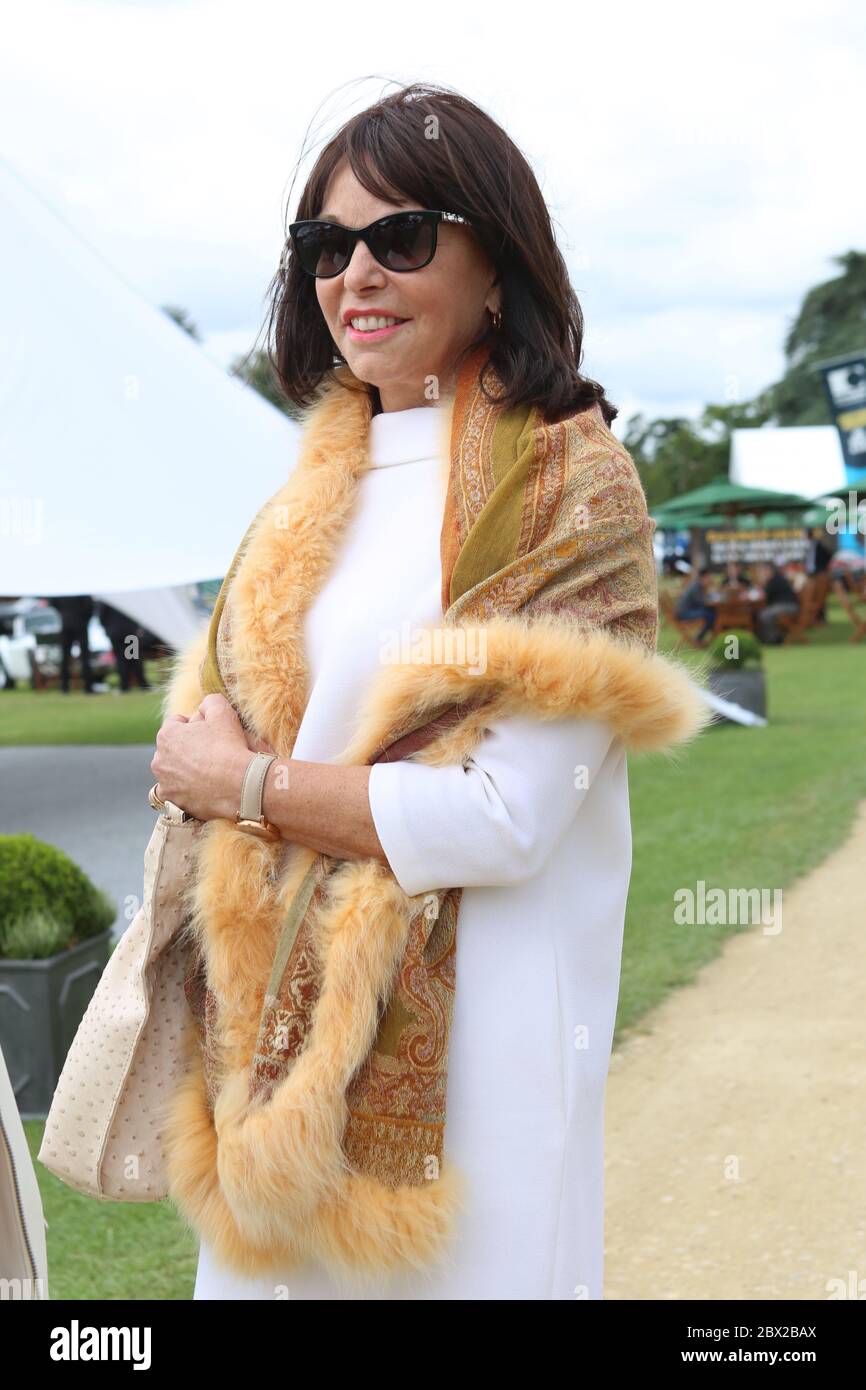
[
  {"xmin": 707, "ymin": 667, "xmax": 767, "ymax": 722},
  {"xmin": 0, "ymin": 929, "xmax": 113, "ymax": 1119}
]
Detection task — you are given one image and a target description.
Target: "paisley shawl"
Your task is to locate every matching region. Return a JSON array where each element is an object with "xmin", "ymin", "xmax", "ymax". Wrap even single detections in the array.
[{"xmin": 159, "ymin": 343, "xmax": 711, "ymax": 1286}]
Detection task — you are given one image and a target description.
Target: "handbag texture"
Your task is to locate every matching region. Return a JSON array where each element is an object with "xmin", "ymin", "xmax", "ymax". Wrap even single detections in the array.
[
  {"xmin": 37, "ymin": 799, "xmax": 204, "ymax": 1201},
  {"xmin": 36, "ymin": 721, "xmax": 447, "ymax": 1204}
]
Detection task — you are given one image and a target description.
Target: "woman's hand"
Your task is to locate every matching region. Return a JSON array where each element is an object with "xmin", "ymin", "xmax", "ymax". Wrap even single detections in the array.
[{"xmin": 151, "ymin": 693, "xmax": 274, "ymax": 821}]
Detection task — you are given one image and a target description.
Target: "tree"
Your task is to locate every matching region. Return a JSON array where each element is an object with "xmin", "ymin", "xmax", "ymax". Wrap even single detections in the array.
[
  {"xmin": 626, "ymin": 249, "xmax": 866, "ymax": 507},
  {"xmin": 161, "ymin": 304, "xmax": 201, "ymax": 341},
  {"xmin": 625, "ymin": 399, "xmax": 774, "ymax": 510},
  {"xmin": 769, "ymin": 249, "xmax": 866, "ymax": 426},
  {"xmin": 625, "ymin": 416, "xmax": 723, "ymax": 511},
  {"xmin": 228, "ymin": 347, "xmax": 305, "ymax": 423}
]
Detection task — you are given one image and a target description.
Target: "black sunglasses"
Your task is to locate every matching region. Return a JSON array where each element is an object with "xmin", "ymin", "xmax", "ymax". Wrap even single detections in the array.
[{"xmin": 286, "ymin": 209, "xmax": 472, "ymax": 279}]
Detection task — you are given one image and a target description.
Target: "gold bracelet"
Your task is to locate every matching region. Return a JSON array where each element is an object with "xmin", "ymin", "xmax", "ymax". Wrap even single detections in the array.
[{"xmin": 147, "ymin": 784, "xmax": 196, "ymax": 823}]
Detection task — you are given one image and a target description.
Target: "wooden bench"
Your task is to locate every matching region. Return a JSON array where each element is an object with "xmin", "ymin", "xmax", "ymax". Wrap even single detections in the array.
[
  {"xmin": 831, "ymin": 577, "xmax": 866, "ymax": 643},
  {"xmin": 778, "ymin": 573, "xmax": 831, "ymax": 644},
  {"xmin": 710, "ymin": 597, "xmax": 757, "ymax": 635}
]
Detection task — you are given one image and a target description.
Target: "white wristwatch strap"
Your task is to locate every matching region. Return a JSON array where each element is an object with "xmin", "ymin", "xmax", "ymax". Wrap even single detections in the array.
[{"xmin": 238, "ymin": 752, "xmax": 278, "ymax": 823}]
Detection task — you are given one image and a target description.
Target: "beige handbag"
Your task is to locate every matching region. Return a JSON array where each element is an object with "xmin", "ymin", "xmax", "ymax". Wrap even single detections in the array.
[
  {"xmin": 37, "ymin": 798, "xmax": 204, "ymax": 1201},
  {"xmin": 36, "ymin": 701, "xmax": 479, "ymax": 1203}
]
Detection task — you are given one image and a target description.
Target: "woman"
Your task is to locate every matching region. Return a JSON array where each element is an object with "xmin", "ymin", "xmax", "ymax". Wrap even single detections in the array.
[{"xmin": 150, "ymin": 83, "xmax": 709, "ymax": 1301}]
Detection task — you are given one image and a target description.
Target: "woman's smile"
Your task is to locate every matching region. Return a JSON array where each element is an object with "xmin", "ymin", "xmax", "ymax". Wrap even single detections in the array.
[{"xmin": 346, "ymin": 317, "xmax": 411, "ymax": 342}]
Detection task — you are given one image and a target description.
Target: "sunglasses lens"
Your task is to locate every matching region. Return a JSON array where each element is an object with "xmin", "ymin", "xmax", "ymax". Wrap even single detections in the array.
[
  {"xmin": 291, "ymin": 213, "xmax": 440, "ymax": 277},
  {"xmin": 293, "ymin": 223, "xmax": 350, "ymax": 277},
  {"xmin": 369, "ymin": 214, "xmax": 434, "ymax": 271}
]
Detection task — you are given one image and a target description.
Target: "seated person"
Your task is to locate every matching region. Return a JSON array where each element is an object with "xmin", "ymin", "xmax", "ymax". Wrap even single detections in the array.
[
  {"xmin": 755, "ymin": 560, "xmax": 800, "ymax": 644},
  {"xmin": 805, "ymin": 527, "xmax": 836, "ymax": 621},
  {"xmin": 675, "ymin": 566, "xmax": 717, "ymax": 641},
  {"xmin": 723, "ymin": 561, "xmax": 750, "ymax": 588},
  {"xmin": 806, "ymin": 527, "xmax": 835, "ymax": 576},
  {"xmin": 784, "ymin": 560, "xmax": 807, "ymax": 594}
]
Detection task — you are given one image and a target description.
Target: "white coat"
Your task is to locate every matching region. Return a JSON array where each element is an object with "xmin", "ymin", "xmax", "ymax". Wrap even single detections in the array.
[{"xmin": 193, "ymin": 403, "xmax": 632, "ymax": 1300}]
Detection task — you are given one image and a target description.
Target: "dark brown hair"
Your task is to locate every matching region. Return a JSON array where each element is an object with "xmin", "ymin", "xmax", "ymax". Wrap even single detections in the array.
[{"xmin": 263, "ymin": 81, "xmax": 618, "ymax": 426}]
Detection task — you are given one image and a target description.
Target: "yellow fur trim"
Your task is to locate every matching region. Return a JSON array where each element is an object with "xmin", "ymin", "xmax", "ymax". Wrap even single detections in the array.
[
  {"xmin": 161, "ymin": 622, "xmax": 210, "ymax": 720},
  {"xmin": 164, "ymin": 1011, "xmax": 468, "ymax": 1287},
  {"xmin": 164, "ymin": 621, "xmax": 710, "ymax": 1281},
  {"xmin": 160, "ymin": 364, "xmax": 712, "ymax": 1282},
  {"xmin": 335, "ymin": 614, "xmax": 713, "ymax": 765}
]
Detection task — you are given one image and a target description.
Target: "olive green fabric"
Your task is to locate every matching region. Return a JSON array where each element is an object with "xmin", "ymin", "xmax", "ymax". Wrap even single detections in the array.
[{"xmin": 447, "ymin": 402, "xmax": 538, "ymax": 609}]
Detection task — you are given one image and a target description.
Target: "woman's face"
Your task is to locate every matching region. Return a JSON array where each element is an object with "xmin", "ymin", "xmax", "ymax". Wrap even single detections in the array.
[{"xmin": 313, "ymin": 160, "xmax": 501, "ymax": 412}]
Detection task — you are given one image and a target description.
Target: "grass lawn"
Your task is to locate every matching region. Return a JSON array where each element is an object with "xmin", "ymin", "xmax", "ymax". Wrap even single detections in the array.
[
  {"xmin": 622, "ymin": 600, "xmax": 866, "ymax": 1032},
  {"xmin": 12, "ymin": 595, "xmax": 866, "ymax": 1299},
  {"xmin": 20, "ymin": 1119, "xmax": 198, "ymax": 1300},
  {"xmin": 0, "ymin": 659, "xmax": 171, "ymax": 746}
]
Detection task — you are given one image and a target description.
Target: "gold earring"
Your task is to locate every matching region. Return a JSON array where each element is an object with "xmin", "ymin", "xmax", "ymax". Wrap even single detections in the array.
[{"xmin": 491, "ymin": 309, "xmax": 502, "ymax": 331}]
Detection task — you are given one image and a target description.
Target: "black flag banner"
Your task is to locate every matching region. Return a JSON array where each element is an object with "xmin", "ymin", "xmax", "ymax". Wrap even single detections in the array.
[{"xmin": 817, "ymin": 350, "xmax": 866, "ymax": 475}]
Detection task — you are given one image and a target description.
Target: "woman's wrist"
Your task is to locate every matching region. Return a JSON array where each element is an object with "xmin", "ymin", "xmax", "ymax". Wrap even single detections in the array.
[
  {"xmin": 218, "ymin": 750, "xmax": 386, "ymax": 861},
  {"xmin": 260, "ymin": 757, "xmax": 290, "ymax": 832},
  {"xmin": 260, "ymin": 758, "xmax": 385, "ymax": 861},
  {"xmin": 217, "ymin": 748, "xmax": 257, "ymax": 822}
]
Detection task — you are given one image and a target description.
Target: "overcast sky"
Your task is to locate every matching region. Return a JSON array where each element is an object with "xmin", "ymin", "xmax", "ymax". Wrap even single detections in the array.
[{"xmin": 3, "ymin": 0, "xmax": 863, "ymax": 436}]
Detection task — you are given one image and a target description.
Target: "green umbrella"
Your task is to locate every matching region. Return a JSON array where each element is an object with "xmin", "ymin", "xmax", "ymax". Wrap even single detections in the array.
[
  {"xmin": 653, "ymin": 475, "xmax": 814, "ymax": 516},
  {"xmin": 698, "ymin": 516, "xmax": 741, "ymax": 530},
  {"xmin": 653, "ymin": 510, "xmax": 723, "ymax": 529},
  {"xmin": 653, "ymin": 508, "xmax": 772, "ymax": 530},
  {"xmin": 802, "ymin": 502, "xmax": 835, "ymax": 527}
]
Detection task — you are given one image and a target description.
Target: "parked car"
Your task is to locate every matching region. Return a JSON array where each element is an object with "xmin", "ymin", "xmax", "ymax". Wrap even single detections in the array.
[{"xmin": 0, "ymin": 598, "xmax": 114, "ymax": 690}]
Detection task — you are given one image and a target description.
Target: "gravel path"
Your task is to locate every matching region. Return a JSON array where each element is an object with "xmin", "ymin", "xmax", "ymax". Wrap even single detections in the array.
[{"xmin": 604, "ymin": 800, "xmax": 866, "ymax": 1300}]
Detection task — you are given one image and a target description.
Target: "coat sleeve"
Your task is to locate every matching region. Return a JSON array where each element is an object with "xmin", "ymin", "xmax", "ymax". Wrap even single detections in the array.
[{"xmin": 367, "ymin": 712, "xmax": 616, "ymax": 896}]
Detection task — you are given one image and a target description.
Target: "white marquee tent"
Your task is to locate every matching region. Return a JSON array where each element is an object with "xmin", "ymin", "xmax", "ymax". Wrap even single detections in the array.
[
  {"xmin": 0, "ymin": 157, "xmax": 300, "ymax": 649},
  {"xmin": 729, "ymin": 423, "xmax": 846, "ymax": 499}
]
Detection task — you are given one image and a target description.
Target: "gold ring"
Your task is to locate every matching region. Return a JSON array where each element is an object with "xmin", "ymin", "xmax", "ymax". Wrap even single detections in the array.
[{"xmin": 148, "ymin": 783, "xmax": 167, "ymax": 812}]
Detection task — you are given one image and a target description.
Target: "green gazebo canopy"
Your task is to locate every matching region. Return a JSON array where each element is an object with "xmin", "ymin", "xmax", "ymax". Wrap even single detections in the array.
[
  {"xmin": 652, "ymin": 509, "xmax": 725, "ymax": 529},
  {"xmin": 652, "ymin": 475, "xmax": 816, "ymax": 529}
]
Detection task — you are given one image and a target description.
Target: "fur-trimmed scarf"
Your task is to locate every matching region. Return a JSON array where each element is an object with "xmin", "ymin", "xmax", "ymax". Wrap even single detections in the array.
[{"xmin": 159, "ymin": 343, "xmax": 711, "ymax": 1287}]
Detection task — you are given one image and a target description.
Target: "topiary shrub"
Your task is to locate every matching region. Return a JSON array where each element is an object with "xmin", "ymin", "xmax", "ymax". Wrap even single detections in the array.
[
  {"xmin": 3, "ymin": 910, "xmax": 71, "ymax": 961},
  {"xmin": 706, "ymin": 629, "xmax": 764, "ymax": 670},
  {"xmin": 0, "ymin": 834, "xmax": 116, "ymax": 959}
]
